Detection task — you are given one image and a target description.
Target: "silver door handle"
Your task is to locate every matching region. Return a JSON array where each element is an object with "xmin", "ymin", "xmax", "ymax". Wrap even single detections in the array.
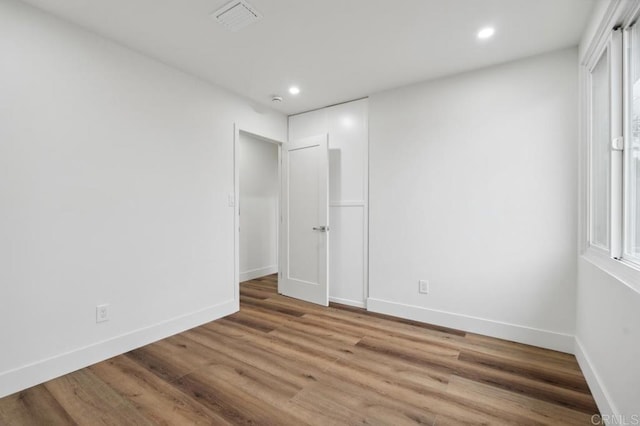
[{"xmin": 312, "ymin": 226, "xmax": 330, "ymax": 232}]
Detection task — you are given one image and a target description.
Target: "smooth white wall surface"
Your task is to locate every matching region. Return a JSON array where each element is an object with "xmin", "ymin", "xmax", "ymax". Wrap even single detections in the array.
[
  {"xmin": 239, "ymin": 134, "xmax": 279, "ymax": 281},
  {"xmin": 576, "ymin": 260, "xmax": 640, "ymax": 419},
  {"xmin": 368, "ymin": 48, "xmax": 578, "ymax": 352},
  {"xmin": 289, "ymin": 99, "xmax": 369, "ymax": 307},
  {"xmin": 0, "ymin": 0, "xmax": 285, "ymax": 397}
]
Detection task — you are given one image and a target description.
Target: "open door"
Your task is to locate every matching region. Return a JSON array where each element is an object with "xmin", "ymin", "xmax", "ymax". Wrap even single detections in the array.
[{"xmin": 279, "ymin": 134, "xmax": 329, "ymax": 306}]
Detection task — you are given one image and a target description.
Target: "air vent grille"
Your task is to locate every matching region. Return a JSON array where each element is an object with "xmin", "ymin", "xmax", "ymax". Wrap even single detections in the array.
[{"xmin": 213, "ymin": 0, "xmax": 262, "ymax": 32}]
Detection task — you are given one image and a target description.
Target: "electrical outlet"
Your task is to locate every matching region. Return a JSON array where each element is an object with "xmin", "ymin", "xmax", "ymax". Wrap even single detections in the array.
[
  {"xmin": 419, "ymin": 280, "xmax": 429, "ymax": 294},
  {"xmin": 96, "ymin": 304, "xmax": 109, "ymax": 323},
  {"xmin": 228, "ymin": 193, "xmax": 235, "ymax": 207}
]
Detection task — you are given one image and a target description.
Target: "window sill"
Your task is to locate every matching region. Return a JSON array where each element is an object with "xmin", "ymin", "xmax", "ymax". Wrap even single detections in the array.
[{"xmin": 581, "ymin": 248, "xmax": 640, "ymax": 294}]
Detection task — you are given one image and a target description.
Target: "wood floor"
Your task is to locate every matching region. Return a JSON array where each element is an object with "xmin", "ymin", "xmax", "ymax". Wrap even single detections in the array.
[{"xmin": 0, "ymin": 275, "xmax": 598, "ymax": 425}]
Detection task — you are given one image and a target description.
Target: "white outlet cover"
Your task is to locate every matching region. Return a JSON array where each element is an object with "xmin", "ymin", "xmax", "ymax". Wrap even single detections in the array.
[
  {"xmin": 96, "ymin": 304, "xmax": 109, "ymax": 323},
  {"xmin": 419, "ymin": 280, "xmax": 429, "ymax": 294}
]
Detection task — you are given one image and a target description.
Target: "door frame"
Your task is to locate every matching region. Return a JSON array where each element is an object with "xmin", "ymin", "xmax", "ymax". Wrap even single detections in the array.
[{"xmin": 233, "ymin": 124, "xmax": 284, "ymax": 306}]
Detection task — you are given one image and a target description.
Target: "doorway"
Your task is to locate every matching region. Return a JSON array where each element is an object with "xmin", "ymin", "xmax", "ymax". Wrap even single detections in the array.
[
  {"xmin": 236, "ymin": 129, "xmax": 281, "ymax": 286},
  {"xmin": 234, "ymin": 126, "xmax": 331, "ymax": 307}
]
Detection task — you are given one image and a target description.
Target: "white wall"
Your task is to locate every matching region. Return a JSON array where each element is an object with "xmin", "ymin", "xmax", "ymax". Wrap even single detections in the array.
[
  {"xmin": 368, "ymin": 48, "xmax": 578, "ymax": 353},
  {"xmin": 0, "ymin": 0, "xmax": 286, "ymax": 398},
  {"xmin": 576, "ymin": 260, "xmax": 640, "ymax": 419},
  {"xmin": 289, "ymin": 99, "xmax": 369, "ymax": 307},
  {"xmin": 239, "ymin": 133, "xmax": 279, "ymax": 281}
]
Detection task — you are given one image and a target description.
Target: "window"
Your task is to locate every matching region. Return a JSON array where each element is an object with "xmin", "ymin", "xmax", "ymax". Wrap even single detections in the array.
[
  {"xmin": 586, "ymin": 30, "xmax": 620, "ymax": 255},
  {"xmin": 589, "ymin": 47, "xmax": 611, "ymax": 250},
  {"xmin": 625, "ymin": 23, "xmax": 640, "ymax": 263},
  {"xmin": 582, "ymin": 3, "xmax": 640, "ymax": 291},
  {"xmin": 584, "ymin": 19, "xmax": 640, "ymax": 268}
]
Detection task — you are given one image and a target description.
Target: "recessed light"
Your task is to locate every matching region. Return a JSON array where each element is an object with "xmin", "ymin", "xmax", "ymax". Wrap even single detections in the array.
[
  {"xmin": 342, "ymin": 117, "xmax": 354, "ymax": 128},
  {"xmin": 477, "ymin": 27, "xmax": 495, "ymax": 40},
  {"xmin": 289, "ymin": 86, "xmax": 300, "ymax": 95}
]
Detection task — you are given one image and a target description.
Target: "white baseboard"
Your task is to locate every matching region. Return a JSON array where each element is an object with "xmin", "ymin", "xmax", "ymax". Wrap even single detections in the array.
[
  {"xmin": 329, "ymin": 297, "xmax": 366, "ymax": 309},
  {"xmin": 240, "ymin": 265, "xmax": 278, "ymax": 282},
  {"xmin": 366, "ymin": 298, "xmax": 574, "ymax": 353},
  {"xmin": 0, "ymin": 299, "xmax": 238, "ymax": 399},
  {"xmin": 574, "ymin": 337, "xmax": 616, "ymax": 419}
]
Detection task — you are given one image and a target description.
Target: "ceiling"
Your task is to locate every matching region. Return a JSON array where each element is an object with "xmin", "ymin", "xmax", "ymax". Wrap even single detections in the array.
[{"xmin": 21, "ymin": 0, "xmax": 595, "ymax": 115}]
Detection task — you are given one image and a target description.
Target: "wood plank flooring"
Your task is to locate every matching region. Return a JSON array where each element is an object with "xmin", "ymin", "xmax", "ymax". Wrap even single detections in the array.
[{"xmin": 0, "ymin": 274, "xmax": 599, "ymax": 425}]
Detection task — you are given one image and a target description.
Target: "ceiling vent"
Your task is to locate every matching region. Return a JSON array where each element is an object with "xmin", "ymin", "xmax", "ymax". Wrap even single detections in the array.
[{"xmin": 212, "ymin": 0, "xmax": 262, "ymax": 32}]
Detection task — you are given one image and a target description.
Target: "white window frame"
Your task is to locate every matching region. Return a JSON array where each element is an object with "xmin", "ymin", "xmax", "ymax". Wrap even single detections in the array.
[
  {"xmin": 611, "ymin": 29, "xmax": 624, "ymax": 261},
  {"xmin": 580, "ymin": 1, "xmax": 640, "ymax": 294},
  {"xmin": 622, "ymin": 22, "xmax": 640, "ymax": 265},
  {"xmin": 586, "ymin": 34, "xmax": 615, "ymax": 254}
]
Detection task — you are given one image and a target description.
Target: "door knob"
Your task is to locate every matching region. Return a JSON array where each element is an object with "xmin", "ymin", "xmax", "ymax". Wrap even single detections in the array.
[{"xmin": 312, "ymin": 226, "xmax": 330, "ymax": 232}]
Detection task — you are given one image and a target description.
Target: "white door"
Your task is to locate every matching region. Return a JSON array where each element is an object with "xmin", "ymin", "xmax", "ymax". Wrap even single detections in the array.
[{"xmin": 279, "ymin": 134, "xmax": 329, "ymax": 306}]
